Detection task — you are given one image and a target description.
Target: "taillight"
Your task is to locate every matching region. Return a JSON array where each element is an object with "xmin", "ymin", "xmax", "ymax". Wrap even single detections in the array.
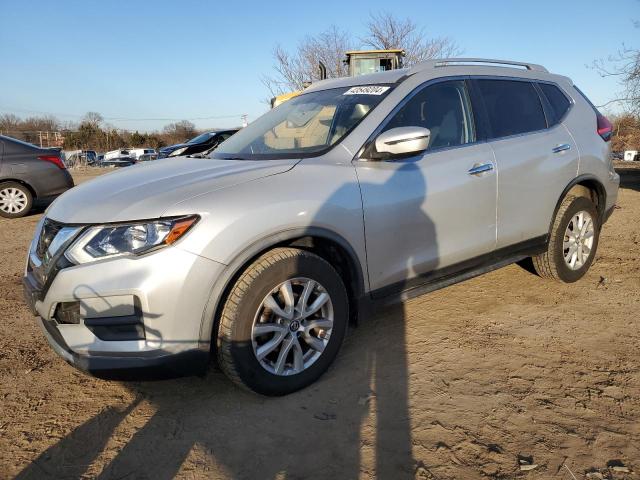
[
  {"xmin": 38, "ymin": 155, "xmax": 66, "ymax": 169},
  {"xmin": 596, "ymin": 113, "xmax": 613, "ymax": 142}
]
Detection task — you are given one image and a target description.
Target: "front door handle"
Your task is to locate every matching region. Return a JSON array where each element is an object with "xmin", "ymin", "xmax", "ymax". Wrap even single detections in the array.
[
  {"xmin": 552, "ymin": 143, "xmax": 571, "ymax": 153},
  {"xmin": 468, "ymin": 163, "xmax": 493, "ymax": 176}
]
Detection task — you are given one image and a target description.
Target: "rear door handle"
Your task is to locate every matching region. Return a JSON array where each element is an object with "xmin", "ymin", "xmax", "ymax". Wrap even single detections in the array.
[
  {"xmin": 552, "ymin": 143, "xmax": 571, "ymax": 153},
  {"xmin": 468, "ymin": 163, "xmax": 494, "ymax": 176}
]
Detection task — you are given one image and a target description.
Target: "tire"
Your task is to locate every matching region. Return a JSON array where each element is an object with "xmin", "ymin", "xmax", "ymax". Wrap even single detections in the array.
[
  {"xmin": 216, "ymin": 247, "xmax": 349, "ymax": 395},
  {"xmin": 532, "ymin": 195, "xmax": 600, "ymax": 282},
  {"xmin": 0, "ymin": 182, "xmax": 33, "ymax": 218}
]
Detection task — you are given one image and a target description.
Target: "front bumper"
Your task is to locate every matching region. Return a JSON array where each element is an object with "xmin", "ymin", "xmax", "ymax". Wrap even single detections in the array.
[
  {"xmin": 34, "ymin": 313, "xmax": 208, "ymax": 375},
  {"xmin": 24, "ymin": 245, "xmax": 225, "ymax": 375}
]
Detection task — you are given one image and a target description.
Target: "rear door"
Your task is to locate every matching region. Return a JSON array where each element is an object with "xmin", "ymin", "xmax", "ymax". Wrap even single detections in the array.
[{"xmin": 472, "ymin": 78, "xmax": 579, "ymax": 248}]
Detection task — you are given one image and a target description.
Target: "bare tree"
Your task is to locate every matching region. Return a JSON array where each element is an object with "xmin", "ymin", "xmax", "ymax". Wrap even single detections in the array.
[
  {"xmin": 262, "ymin": 26, "xmax": 352, "ymax": 97},
  {"xmin": 593, "ymin": 20, "xmax": 640, "ymax": 114},
  {"xmin": 263, "ymin": 13, "xmax": 462, "ymax": 98},
  {"xmin": 81, "ymin": 111, "xmax": 104, "ymax": 128},
  {"xmin": 0, "ymin": 113, "xmax": 21, "ymax": 132},
  {"xmin": 361, "ymin": 12, "xmax": 461, "ymax": 66},
  {"xmin": 163, "ymin": 120, "xmax": 197, "ymax": 144}
]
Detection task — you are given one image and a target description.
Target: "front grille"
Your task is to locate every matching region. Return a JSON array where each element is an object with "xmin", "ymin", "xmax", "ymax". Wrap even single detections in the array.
[
  {"xmin": 27, "ymin": 218, "xmax": 82, "ymax": 300},
  {"xmin": 36, "ymin": 219, "xmax": 65, "ymax": 259}
]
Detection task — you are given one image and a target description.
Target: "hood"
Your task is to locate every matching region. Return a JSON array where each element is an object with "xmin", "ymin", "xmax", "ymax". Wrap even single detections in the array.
[{"xmin": 47, "ymin": 157, "xmax": 299, "ymax": 224}]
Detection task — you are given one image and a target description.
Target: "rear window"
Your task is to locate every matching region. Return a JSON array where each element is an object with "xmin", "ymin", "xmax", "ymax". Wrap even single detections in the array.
[
  {"xmin": 538, "ymin": 83, "xmax": 571, "ymax": 126},
  {"xmin": 476, "ymin": 79, "xmax": 547, "ymax": 139}
]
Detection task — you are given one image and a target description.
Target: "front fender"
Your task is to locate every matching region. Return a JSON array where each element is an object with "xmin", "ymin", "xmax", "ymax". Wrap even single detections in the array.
[{"xmin": 163, "ymin": 159, "xmax": 368, "ymax": 344}]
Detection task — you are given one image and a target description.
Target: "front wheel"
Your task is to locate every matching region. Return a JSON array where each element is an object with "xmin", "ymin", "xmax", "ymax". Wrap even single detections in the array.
[
  {"xmin": 216, "ymin": 247, "xmax": 349, "ymax": 395},
  {"xmin": 532, "ymin": 195, "xmax": 600, "ymax": 282}
]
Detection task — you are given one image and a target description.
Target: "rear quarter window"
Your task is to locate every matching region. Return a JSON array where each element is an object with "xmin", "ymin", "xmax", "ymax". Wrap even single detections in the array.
[
  {"xmin": 538, "ymin": 83, "xmax": 571, "ymax": 126},
  {"xmin": 476, "ymin": 79, "xmax": 547, "ymax": 139}
]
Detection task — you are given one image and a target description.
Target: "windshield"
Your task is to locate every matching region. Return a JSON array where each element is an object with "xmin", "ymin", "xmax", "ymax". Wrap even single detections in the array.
[
  {"xmin": 187, "ymin": 132, "xmax": 215, "ymax": 144},
  {"xmin": 213, "ymin": 85, "xmax": 392, "ymax": 160}
]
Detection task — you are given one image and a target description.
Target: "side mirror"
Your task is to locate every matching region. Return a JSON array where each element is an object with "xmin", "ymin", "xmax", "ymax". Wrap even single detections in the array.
[{"xmin": 374, "ymin": 127, "xmax": 430, "ymax": 159}]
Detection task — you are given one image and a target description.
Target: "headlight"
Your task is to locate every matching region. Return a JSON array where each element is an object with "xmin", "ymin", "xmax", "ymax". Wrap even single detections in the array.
[
  {"xmin": 170, "ymin": 147, "xmax": 188, "ymax": 157},
  {"xmin": 65, "ymin": 216, "xmax": 198, "ymax": 265}
]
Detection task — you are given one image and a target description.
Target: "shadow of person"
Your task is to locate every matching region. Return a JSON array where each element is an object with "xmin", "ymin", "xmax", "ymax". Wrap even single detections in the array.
[
  {"xmin": 15, "ymin": 159, "xmax": 436, "ymax": 480},
  {"xmin": 14, "ymin": 396, "xmax": 142, "ymax": 480},
  {"xmin": 337, "ymin": 159, "xmax": 437, "ymax": 479}
]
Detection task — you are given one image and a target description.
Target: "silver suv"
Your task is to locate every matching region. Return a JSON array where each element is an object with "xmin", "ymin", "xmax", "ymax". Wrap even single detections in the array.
[{"xmin": 23, "ymin": 58, "xmax": 619, "ymax": 395}]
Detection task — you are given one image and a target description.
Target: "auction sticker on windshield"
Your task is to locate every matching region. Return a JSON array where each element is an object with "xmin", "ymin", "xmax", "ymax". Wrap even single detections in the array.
[{"xmin": 343, "ymin": 86, "xmax": 390, "ymax": 95}]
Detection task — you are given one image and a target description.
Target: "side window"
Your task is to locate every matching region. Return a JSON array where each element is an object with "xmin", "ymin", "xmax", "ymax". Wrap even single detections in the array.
[
  {"xmin": 538, "ymin": 83, "xmax": 571, "ymax": 126},
  {"xmin": 476, "ymin": 80, "xmax": 546, "ymax": 139},
  {"xmin": 382, "ymin": 80, "xmax": 475, "ymax": 150}
]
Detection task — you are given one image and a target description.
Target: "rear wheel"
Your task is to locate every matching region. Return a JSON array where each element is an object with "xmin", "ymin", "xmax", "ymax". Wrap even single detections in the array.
[
  {"xmin": 0, "ymin": 182, "xmax": 33, "ymax": 218},
  {"xmin": 532, "ymin": 195, "xmax": 600, "ymax": 282},
  {"xmin": 216, "ymin": 247, "xmax": 348, "ymax": 395}
]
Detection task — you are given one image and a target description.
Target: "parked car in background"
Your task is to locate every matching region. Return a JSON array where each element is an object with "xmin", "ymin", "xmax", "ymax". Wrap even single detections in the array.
[
  {"xmin": 104, "ymin": 149, "xmax": 132, "ymax": 161},
  {"xmin": 129, "ymin": 148, "xmax": 157, "ymax": 161},
  {"xmin": 23, "ymin": 58, "xmax": 619, "ymax": 395},
  {"xmin": 0, "ymin": 135, "xmax": 74, "ymax": 218},
  {"xmin": 64, "ymin": 150, "xmax": 98, "ymax": 167},
  {"xmin": 158, "ymin": 129, "xmax": 239, "ymax": 158},
  {"xmin": 100, "ymin": 157, "xmax": 136, "ymax": 168},
  {"xmin": 624, "ymin": 150, "xmax": 638, "ymax": 161}
]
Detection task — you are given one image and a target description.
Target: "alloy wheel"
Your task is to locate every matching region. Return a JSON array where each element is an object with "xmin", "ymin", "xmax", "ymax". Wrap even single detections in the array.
[
  {"xmin": 251, "ymin": 277, "xmax": 334, "ymax": 376},
  {"xmin": 563, "ymin": 210, "xmax": 595, "ymax": 270}
]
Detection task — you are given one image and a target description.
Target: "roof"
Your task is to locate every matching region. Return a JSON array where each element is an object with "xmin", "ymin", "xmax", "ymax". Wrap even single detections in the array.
[{"xmin": 305, "ymin": 57, "xmax": 565, "ymax": 94}]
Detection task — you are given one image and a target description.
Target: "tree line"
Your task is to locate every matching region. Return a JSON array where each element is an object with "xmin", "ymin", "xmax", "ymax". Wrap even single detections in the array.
[{"xmin": 0, "ymin": 112, "xmax": 201, "ymax": 151}]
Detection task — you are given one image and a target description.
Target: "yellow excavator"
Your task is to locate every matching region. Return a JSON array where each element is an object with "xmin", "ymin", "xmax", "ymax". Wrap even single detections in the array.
[{"xmin": 270, "ymin": 49, "xmax": 405, "ymax": 108}]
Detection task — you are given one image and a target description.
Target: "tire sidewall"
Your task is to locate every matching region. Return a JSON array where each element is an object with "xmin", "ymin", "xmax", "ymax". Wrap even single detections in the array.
[
  {"xmin": 224, "ymin": 252, "xmax": 348, "ymax": 396},
  {"xmin": 552, "ymin": 196, "xmax": 600, "ymax": 283},
  {"xmin": 0, "ymin": 182, "xmax": 33, "ymax": 218}
]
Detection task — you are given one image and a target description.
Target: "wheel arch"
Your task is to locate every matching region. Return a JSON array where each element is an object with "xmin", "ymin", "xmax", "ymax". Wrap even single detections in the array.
[
  {"xmin": 198, "ymin": 227, "xmax": 367, "ymax": 349},
  {"xmin": 550, "ymin": 175, "xmax": 606, "ymax": 235},
  {"xmin": 0, "ymin": 178, "xmax": 37, "ymax": 199}
]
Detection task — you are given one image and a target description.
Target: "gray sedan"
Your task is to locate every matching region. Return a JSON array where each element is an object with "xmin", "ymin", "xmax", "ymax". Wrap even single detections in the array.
[{"xmin": 0, "ymin": 135, "xmax": 74, "ymax": 218}]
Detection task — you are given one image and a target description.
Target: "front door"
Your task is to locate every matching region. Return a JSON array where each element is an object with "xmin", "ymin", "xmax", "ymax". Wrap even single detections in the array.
[{"xmin": 355, "ymin": 79, "xmax": 497, "ymax": 294}]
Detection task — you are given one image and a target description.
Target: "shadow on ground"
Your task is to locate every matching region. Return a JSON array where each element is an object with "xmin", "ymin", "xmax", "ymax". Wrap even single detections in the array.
[
  {"xmin": 16, "ymin": 162, "xmax": 435, "ymax": 480},
  {"xmin": 15, "ymin": 302, "xmax": 422, "ymax": 480}
]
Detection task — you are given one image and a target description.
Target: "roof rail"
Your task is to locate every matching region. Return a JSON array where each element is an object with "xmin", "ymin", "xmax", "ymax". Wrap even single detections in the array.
[{"xmin": 409, "ymin": 58, "xmax": 548, "ymax": 74}]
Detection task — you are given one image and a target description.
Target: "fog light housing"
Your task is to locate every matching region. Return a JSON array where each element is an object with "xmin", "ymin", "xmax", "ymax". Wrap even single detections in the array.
[{"xmin": 54, "ymin": 301, "xmax": 81, "ymax": 324}]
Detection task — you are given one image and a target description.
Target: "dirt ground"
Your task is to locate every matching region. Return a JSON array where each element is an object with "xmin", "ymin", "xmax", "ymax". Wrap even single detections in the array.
[{"xmin": 1, "ymin": 163, "xmax": 639, "ymax": 480}]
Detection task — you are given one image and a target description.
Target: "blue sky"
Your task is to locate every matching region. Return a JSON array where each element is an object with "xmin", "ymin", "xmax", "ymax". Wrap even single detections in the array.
[{"xmin": 0, "ymin": 0, "xmax": 637, "ymax": 132}]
